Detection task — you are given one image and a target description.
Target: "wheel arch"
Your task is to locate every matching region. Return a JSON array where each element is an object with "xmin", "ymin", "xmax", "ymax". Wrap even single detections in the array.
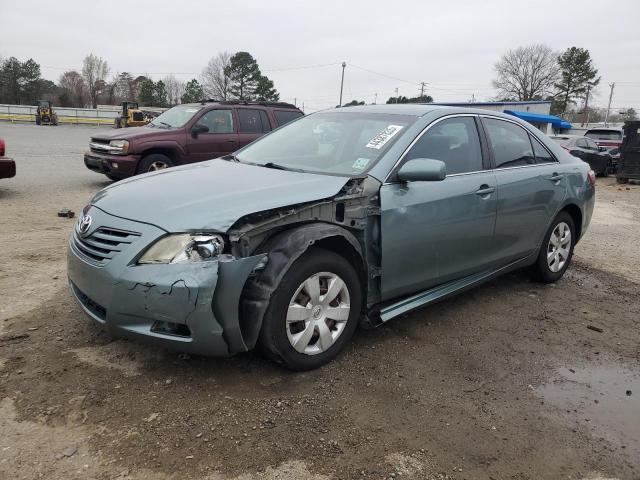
[
  {"xmin": 139, "ymin": 146, "xmax": 182, "ymax": 166},
  {"xmin": 239, "ymin": 222, "xmax": 366, "ymax": 351},
  {"xmin": 561, "ymin": 203, "xmax": 583, "ymax": 242}
]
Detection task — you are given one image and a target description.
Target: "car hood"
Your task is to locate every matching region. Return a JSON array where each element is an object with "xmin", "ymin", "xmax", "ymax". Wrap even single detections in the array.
[
  {"xmin": 91, "ymin": 160, "xmax": 350, "ymax": 232},
  {"xmin": 91, "ymin": 126, "xmax": 161, "ymax": 141}
]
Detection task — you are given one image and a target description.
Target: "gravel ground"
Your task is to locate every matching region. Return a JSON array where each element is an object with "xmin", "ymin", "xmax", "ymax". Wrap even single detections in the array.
[{"xmin": 1, "ymin": 123, "xmax": 639, "ymax": 480}]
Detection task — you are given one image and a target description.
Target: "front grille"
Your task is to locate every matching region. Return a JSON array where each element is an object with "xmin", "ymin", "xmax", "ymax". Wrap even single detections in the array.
[
  {"xmin": 73, "ymin": 227, "xmax": 141, "ymax": 265},
  {"xmin": 89, "ymin": 138, "xmax": 112, "ymax": 154}
]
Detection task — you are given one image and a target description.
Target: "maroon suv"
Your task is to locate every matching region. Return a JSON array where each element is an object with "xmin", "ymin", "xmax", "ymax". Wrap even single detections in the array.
[{"xmin": 84, "ymin": 101, "xmax": 303, "ymax": 180}]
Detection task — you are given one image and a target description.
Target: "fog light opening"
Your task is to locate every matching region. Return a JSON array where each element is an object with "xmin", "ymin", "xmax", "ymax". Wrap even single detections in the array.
[{"xmin": 151, "ymin": 321, "xmax": 191, "ymax": 337}]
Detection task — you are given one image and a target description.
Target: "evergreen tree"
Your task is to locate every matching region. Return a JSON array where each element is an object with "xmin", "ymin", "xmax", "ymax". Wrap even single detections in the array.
[
  {"xmin": 554, "ymin": 47, "xmax": 600, "ymax": 115},
  {"xmin": 138, "ymin": 78, "xmax": 155, "ymax": 106},
  {"xmin": 181, "ymin": 79, "xmax": 204, "ymax": 103}
]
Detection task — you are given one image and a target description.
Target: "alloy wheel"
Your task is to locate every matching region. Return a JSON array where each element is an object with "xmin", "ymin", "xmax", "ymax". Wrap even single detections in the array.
[
  {"xmin": 547, "ymin": 221, "xmax": 571, "ymax": 273},
  {"xmin": 148, "ymin": 161, "xmax": 169, "ymax": 171},
  {"xmin": 286, "ymin": 272, "xmax": 351, "ymax": 355}
]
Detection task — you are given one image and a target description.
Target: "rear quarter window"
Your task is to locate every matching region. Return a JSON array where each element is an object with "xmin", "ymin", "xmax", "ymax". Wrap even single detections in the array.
[{"xmin": 274, "ymin": 110, "xmax": 303, "ymax": 126}]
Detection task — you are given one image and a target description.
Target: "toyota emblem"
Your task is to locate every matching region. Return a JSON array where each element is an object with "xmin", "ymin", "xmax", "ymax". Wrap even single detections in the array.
[{"xmin": 78, "ymin": 214, "xmax": 92, "ymax": 235}]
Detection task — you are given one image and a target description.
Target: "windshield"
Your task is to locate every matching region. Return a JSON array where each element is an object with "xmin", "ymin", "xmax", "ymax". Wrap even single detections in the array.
[
  {"xmin": 150, "ymin": 104, "xmax": 202, "ymax": 128},
  {"xmin": 585, "ymin": 130, "xmax": 622, "ymax": 140},
  {"xmin": 235, "ymin": 111, "xmax": 417, "ymax": 175}
]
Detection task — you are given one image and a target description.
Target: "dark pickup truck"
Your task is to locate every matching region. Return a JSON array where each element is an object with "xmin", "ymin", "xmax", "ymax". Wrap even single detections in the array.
[
  {"xmin": 84, "ymin": 100, "xmax": 304, "ymax": 180},
  {"xmin": 0, "ymin": 138, "xmax": 16, "ymax": 179}
]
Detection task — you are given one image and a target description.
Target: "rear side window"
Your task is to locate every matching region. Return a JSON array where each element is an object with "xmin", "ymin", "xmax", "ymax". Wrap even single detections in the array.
[
  {"xmin": 405, "ymin": 116, "xmax": 483, "ymax": 175},
  {"xmin": 531, "ymin": 136, "xmax": 556, "ymax": 164},
  {"xmin": 274, "ymin": 109, "xmax": 303, "ymax": 126},
  {"xmin": 483, "ymin": 118, "xmax": 534, "ymax": 168},
  {"xmin": 576, "ymin": 138, "xmax": 588, "ymax": 148},
  {"xmin": 238, "ymin": 109, "xmax": 270, "ymax": 133},
  {"xmin": 585, "ymin": 138, "xmax": 599, "ymax": 150},
  {"xmin": 585, "ymin": 129, "xmax": 622, "ymax": 141}
]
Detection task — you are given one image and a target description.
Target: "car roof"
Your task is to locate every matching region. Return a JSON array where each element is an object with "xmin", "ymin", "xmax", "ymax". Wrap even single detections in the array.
[
  {"xmin": 326, "ymin": 103, "xmax": 538, "ymax": 119},
  {"xmin": 181, "ymin": 101, "xmax": 301, "ymax": 111}
]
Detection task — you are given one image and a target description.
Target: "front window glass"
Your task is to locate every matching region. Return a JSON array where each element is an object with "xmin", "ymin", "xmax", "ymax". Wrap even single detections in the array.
[
  {"xmin": 484, "ymin": 118, "xmax": 534, "ymax": 168},
  {"xmin": 235, "ymin": 112, "xmax": 416, "ymax": 175},
  {"xmin": 151, "ymin": 105, "xmax": 202, "ymax": 128},
  {"xmin": 197, "ymin": 110, "xmax": 234, "ymax": 134},
  {"xmin": 404, "ymin": 117, "xmax": 483, "ymax": 175}
]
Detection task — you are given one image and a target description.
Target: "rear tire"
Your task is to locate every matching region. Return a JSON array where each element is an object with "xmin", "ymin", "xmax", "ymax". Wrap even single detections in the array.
[
  {"xmin": 258, "ymin": 248, "xmax": 362, "ymax": 371},
  {"xmin": 105, "ymin": 174, "xmax": 120, "ymax": 181},
  {"xmin": 532, "ymin": 211, "xmax": 575, "ymax": 283},
  {"xmin": 35, "ymin": 116, "xmax": 41, "ymax": 125},
  {"xmin": 114, "ymin": 118, "xmax": 121, "ymax": 128},
  {"xmin": 617, "ymin": 177, "xmax": 629, "ymax": 184},
  {"xmin": 137, "ymin": 153, "xmax": 174, "ymax": 174}
]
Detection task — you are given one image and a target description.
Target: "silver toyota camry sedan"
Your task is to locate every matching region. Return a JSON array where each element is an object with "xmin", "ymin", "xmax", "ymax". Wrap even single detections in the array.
[{"xmin": 68, "ymin": 104, "xmax": 595, "ymax": 370}]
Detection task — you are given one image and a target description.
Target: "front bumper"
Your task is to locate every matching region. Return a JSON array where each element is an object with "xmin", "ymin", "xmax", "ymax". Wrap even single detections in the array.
[
  {"xmin": 67, "ymin": 206, "xmax": 265, "ymax": 356},
  {"xmin": 84, "ymin": 151, "xmax": 140, "ymax": 178}
]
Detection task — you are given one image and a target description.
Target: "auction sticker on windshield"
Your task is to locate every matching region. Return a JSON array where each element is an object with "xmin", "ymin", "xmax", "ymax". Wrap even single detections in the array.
[{"xmin": 366, "ymin": 125, "xmax": 404, "ymax": 150}]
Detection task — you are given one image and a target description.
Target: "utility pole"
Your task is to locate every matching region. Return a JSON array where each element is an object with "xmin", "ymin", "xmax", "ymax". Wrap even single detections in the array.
[
  {"xmin": 338, "ymin": 62, "xmax": 346, "ymax": 107},
  {"xmin": 294, "ymin": 98, "xmax": 297, "ymax": 107},
  {"xmin": 373, "ymin": 92, "xmax": 378, "ymax": 105},
  {"xmin": 581, "ymin": 85, "xmax": 591, "ymax": 127},
  {"xmin": 394, "ymin": 87, "xmax": 399, "ymax": 103},
  {"xmin": 604, "ymin": 83, "xmax": 615, "ymax": 126},
  {"xmin": 420, "ymin": 82, "xmax": 426, "ymax": 100}
]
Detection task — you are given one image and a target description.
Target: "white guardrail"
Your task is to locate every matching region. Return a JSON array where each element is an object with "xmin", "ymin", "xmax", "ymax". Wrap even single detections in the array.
[{"xmin": 0, "ymin": 104, "xmax": 121, "ymax": 125}]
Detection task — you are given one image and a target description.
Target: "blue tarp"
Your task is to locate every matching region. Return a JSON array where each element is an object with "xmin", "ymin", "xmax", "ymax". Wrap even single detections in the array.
[{"xmin": 504, "ymin": 110, "xmax": 572, "ymax": 129}]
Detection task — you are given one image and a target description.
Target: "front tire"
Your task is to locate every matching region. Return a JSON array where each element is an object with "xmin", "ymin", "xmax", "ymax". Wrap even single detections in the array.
[
  {"xmin": 258, "ymin": 248, "xmax": 362, "ymax": 371},
  {"xmin": 532, "ymin": 211, "xmax": 575, "ymax": 283},
  {"xmin": 137, "ymin": 153, "xmax": 174, "ymax": 174}
]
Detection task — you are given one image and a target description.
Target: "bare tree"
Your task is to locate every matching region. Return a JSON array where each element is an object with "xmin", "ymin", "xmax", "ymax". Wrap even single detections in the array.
[
  {"xmin": 163, "ymin": 74, "xmax": 185, "ymax": 106},
  {"xmin": 201, "ymin": 52, "xmax": 231, "ymax": 100},
  {"xmin": 493, "ymin": 44, "xmax": 560, "ymax": 101},
  {"xmin": 82, "ymin": 53, "xmax": 109, "ymax": 108},
  {"xmin": 58, "ymin": 70, "xmax": 87, "ymax": 107}
]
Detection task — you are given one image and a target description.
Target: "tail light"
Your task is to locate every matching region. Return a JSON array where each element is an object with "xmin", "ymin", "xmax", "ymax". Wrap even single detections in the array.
[
  {"xmin": 587, "ymin": 170, "xmax": 596, "ymax": 187},
  {"xmin": 0, "ymin": 139, "xmax": 5, "ymax": 157}
]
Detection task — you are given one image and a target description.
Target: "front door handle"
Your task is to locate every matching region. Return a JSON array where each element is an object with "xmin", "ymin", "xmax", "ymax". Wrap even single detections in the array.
[{"xmin": 475, "ymin": 185, "xmax": 495, "ymax": 196}]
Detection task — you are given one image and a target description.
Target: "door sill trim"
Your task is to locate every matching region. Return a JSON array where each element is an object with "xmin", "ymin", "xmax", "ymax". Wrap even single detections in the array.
[{"xmin": 379, "ymin": 254, "xmax": 534, "ymax": 322}]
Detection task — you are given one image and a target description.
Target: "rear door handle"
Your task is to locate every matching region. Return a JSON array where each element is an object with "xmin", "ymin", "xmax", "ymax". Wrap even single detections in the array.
[
  {"xmin": 475, "ymin": 185, "xmax": 495, "ymax": 196},
  {"xmin": 548, "ymin": 173, "xmax": 564, "ymax": 182}
]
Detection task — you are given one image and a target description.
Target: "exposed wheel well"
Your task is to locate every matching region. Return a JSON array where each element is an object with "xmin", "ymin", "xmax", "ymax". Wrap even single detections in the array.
[
  {"xmin": 140, "ymin": 148, "xmax": 180, "ymax": 165},
  {"xmin": 561, "ymin": 204, "xmax": 583, "ymax": 241}
]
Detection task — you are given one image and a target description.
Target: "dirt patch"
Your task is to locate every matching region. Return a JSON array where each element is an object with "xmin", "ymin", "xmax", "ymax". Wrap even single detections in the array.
[{"xmin": 1, "ymin": 124, "xmax": 640, "ymax": 479}]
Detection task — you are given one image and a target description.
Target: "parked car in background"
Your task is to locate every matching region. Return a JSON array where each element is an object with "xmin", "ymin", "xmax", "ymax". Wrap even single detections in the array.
[
  {"xmin": 606, "ymin": 147, "xmax": 620, "ymax": 173},
  {"xmin": 584, "ymin": 127, "xmax": 623, "ymax": 150},
  {"xmin": 550, "ymin": 135, "xmax": 610, "ymax": 176},
  {"xmin": 0, "ymin": 138, "xmax": 16, "ymax": 179},
  {"xmin": 69, "ymin": 105, "xmax": 595, "ymax": 370},
  {"xmin": 83, "ymin": 101, "xmax": 304, "ymax": 181}
]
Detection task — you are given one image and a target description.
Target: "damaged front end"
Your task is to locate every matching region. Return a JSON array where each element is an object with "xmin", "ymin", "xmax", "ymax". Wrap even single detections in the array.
[
  {"xmin": 67, "ymin": 175, "xmax": 383, "ymax": 357},
  {"xmin": 67, "ymin": 206, "xmax": 268, "ymax": 356}
]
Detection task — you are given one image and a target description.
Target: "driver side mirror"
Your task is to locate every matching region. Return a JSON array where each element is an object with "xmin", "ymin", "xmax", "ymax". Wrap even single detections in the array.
[
  {"xmin": 191, "ymin": 124, "xmax": 209, "ymax": 137},
  {"xmin": 397, "ymin": 158, "xmax": 446, "ymax": 182}
]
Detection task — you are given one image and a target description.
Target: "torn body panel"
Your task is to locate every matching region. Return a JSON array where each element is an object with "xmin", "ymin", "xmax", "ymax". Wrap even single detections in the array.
[
  {"xmin": 229, "ymin": 176, "xmax": 385, "ymax": 346},
  {"xmin": 67, "ymin": 208, "xmax": 267, "ymax": 356}
]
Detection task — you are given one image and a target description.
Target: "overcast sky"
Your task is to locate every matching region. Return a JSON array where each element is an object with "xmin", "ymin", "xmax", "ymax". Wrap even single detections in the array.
[{"xmin": 2, "ymin": 0, "xmax": 638, "ymax": 112}]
